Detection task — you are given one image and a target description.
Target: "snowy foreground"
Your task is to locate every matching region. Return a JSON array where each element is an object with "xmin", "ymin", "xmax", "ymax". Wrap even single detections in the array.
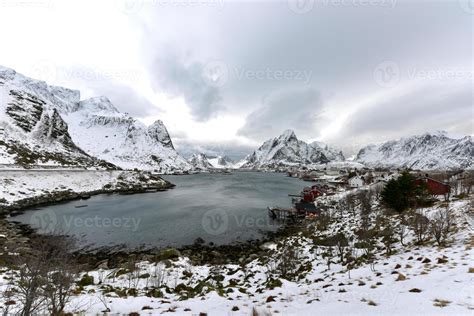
[{"xmin": 1, "ymin": 192, "xmax": 472, "ymax": 315}]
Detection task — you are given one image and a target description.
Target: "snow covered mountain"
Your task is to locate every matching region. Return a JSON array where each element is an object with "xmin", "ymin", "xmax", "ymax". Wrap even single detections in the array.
[
  {"xmin": 0, "ymin": 67, "xmax": 114, "ymax": 168},
  {"xmin": 207, "ymin": 155, "xmax": 234, "ymax": 169},
  {"xmin": 356, "ymin": 132, "xmax": 473, "ymax": 170},
  {"xmin": 240, "ymin": 130, "xmax": 332, "ymax": 169},
  {"xmin": 187, "ymin": 153, "xmax": 214, "ymax": 170},
  {"xmin": 310, "ymin": 141, "xmax": 345, "ymax": 161},
  {"xmin": 61, "ymin": 97, "xmax": 190, "ymax": 173},
  {"xmin": 0, "ymin": 65, "xmax": 191, "ymax": 172}
]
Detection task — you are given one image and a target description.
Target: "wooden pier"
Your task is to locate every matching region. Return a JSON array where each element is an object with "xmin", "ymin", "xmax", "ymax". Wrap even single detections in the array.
[{"xmin": 267, "ymin": 207, "xmax": 301, "ymax": 221}]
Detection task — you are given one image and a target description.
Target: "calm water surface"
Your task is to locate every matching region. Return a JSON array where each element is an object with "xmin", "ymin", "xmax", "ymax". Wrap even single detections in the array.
[{"xmin": 10, "ymin": 172, "xmax": 305, "ymax": 250}]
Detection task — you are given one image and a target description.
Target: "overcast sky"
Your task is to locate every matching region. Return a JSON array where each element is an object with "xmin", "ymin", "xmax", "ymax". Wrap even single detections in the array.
[{"xmin": 0, "ymin": 0, "xmax": 472, "ymax": 158}]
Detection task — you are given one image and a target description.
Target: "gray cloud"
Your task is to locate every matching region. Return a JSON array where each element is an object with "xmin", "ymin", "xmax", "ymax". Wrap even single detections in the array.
[
  {"xmin": 238, "ymin": 87, "xmax": 324, "ymax": 141},
  {"xmin": 149, "ymin": 53, "xmax": 222, "ymax": 121},
  {"xmin": 332, "ymin": 83, "xmax": 473, "ymax": 154},
  {"xmin": 132, "ymin": 0, "xmax": 471, "ymax": 154},
  {"xmin": 58, "ymin": 65, "xmax": 160, "ymax": 119},
  {"xmin": 88, "ymin": 81, "xmax": 161, "ymax": 119}
]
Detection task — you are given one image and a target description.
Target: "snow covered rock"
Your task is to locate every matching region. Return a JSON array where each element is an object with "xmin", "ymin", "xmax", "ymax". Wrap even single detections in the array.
[
  {"xmin": 310, "ymin": 141, "xmax": 345, "ymax": 161},
  {"xmin": 0, "ymin": 72, "xmax": 113, "ymax": 168},
  {"xmin": 208, "ymin": 155, "xmax": 234, "ymax": 168},
  {"xmin": 356, "ymin": 131, "xmax": 473, "ymax": 170},
  {"xmin": 0, "ymin": 65, "xmax": 191, "ymax": 172},
  {"xmin": 63, "ymin": 97, "xmax": 191, "ymax": 173},
  {"xmin": 188, "ymin": 153, "xmax": 214, "ymax": 170},
  {"xmin": 240, "ymin": 130, "xmax": 331, "ymax": 169}
]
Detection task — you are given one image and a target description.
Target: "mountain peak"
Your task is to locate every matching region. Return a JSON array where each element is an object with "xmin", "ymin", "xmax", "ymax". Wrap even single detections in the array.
[
  {"xmin": 278, "ymin": 129, "xmax": 297, "ymax": 141},
  {"xmin": 241, "ymin": 130, "xmax": 331, "ymax": 169},
  {"xmin": 356, "ymin": 132, "xmax": 473, "ymax": 170},
  {"xmin": 188, "ymin": 153, "xmax": 213, "ymax": 170},
  {"xmin": 147, "ymin": 120, "xmax": 174, "ymax": 149},
  {"xmin": 78, "ymin": 96, "xmax": 119, "ymax": 113}
]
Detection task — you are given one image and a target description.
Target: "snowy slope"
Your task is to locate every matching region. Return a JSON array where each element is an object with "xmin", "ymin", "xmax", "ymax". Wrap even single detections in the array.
[
  {"xmin": 207, "ymin": 155, "xmax": 234, "ymax": 169},
  {"xmin": 0, "ymin": 67, "xmax": 114, "ymax": 168},
  {"xmin": 63, "ymin": 97, "xmax": 191, "ymax": 173},
  {"xmin": 0, "ymin": 65, "xmax": 191, "ymax": 173},
  {"xmin": 356, "ymin": 132, "xmax": 473, "ymax": 170},
  {"xmin": 241, "ymin": 130, "xmax": 331, "ymax": 169},
  {"xmin": 310, "ymin": 141, "xmax": 345, "ymax": 161},
  {"xmin": 187, "ymin": 153, "xmax": 214, "ymax": 170}
]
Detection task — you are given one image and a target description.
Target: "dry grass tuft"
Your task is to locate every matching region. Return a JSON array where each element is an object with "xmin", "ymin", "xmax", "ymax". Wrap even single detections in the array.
[{"xmin": 433, "ymin": 299, "xmax": 451, "ymax": 308}]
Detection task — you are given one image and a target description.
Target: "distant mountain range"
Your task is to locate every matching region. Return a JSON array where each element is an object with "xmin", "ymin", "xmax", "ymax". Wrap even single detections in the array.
[
  {"xmin": 187, "ymin": 153, "xmax": 235, "ymax": 170},
  {"xmin": 1, "ymin": 66, "xmax": 471, "ymax": 172},
  {"xmin": 239, "ymin": 129, "xmax": 345, "ymax": 169},
  {"xmin": 356, "ymin": 131, "xmax": 473, "ymax": 170}
]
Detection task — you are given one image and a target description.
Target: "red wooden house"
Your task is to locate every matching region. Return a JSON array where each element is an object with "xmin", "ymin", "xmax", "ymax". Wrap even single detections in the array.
[{"xmin": 414, "ymin": 177, "xmax": 450, "ymax": 196}]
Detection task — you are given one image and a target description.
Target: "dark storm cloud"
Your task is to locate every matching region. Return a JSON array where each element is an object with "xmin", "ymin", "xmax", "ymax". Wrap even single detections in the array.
[
  {"xmin": 133, "ymin": 0, "xmax": 471, "ymax": 154},
  {"xmin": 343, "ymin": 85, "xmax": 472, "ymax": 137},
  {"xmin": 333, "ymin": 83, "xmax": 473, "ymax": 153},
  {"xmin": 237, "ymin": 87, "xmax": 324, "ymax": 141},
  {"xmin": 150, "ymin": 53, "xmax": 222, "ymax": 121}
]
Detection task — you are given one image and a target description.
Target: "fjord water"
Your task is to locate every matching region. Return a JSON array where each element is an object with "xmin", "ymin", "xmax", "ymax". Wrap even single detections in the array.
[{"xmin": 10, "ymin": 172, "xmax": 304, "ymax": 250}]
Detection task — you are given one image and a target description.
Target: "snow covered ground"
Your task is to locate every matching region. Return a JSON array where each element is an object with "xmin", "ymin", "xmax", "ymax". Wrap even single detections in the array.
[
  {"xmin": 1, "ymin": 192, "xmax": 471, "ymax": 315},
  {"xmin": 0, "ymin": 169, "xmax": 170, "ymax": 207}
]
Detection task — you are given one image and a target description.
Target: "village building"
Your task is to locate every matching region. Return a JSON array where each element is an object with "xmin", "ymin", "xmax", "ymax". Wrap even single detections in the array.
[
  {"xmin": 414, "ymin": 177, "xmax": 451, "ymax": 196},
  {"xmin": 348, "ymin": 175, "xmax": 365, "ymax": 188}
]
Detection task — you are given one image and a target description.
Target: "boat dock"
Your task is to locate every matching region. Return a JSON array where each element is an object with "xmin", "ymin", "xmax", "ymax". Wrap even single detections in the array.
[{"xmin": 268, "ymin": 207, "xmax": 301, "ymax": 221}]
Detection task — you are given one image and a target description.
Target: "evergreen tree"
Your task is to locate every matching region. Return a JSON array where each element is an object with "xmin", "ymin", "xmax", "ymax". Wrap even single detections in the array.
[{"xmin": 381, "ymin": 171, "xmax": 416, "ymax": 212}]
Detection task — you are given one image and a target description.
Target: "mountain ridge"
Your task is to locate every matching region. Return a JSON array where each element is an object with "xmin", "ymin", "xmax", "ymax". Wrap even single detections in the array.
[
  {"xmin": 356, "ymin": 132, "xmax": 473, "ymax": 170},
  {"xmin": 0, "ymin": 65, "xmax": 191, "ymax": 172}
]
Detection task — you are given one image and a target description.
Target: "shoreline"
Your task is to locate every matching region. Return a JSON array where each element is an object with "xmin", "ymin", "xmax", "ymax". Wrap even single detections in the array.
[{"xmin": 0, "ymin": 169, "xmax": 176, "ymax": 214}]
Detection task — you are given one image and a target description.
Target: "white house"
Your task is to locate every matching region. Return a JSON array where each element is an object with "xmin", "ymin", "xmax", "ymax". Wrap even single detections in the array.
[{"xmin": 348, "ymin": 176, "xmax": 364, "ymax": 188}]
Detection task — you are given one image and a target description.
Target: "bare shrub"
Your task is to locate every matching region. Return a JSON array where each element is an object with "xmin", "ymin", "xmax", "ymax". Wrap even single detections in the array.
[
  {"xmin": 12, "ymin": 236, "xmax": 78, "ymax": 316},
  {"xmin": 397, "ymin": 223, "xmax": 408, "ymax": 246},
  {"xmin": 333, "ymin": 233, "xmax": 349, "ymax": 263},
  {"xmin": 412, "ymin": 211, "xmax": 430, "ymax": 245},
  {"xmin": 126, "ymin": 256, "xmax": 141, "ymax": 290},
  {"xmin": 358, "ymin": 190, "xmax": 373, "ymax": 230},
  {"xmin": 430, "ymin": 208, "xmax": 455, "ymax": 246},
  {"xmin": 271, "ymin": 240, "xmax": 302, "ymax": 279},
  {"xmin": 151, "ymin": 264, "xmax": 167, "ymax": 288}
]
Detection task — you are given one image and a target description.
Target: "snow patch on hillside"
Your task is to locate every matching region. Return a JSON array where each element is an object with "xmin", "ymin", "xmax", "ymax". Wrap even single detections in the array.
[{"xmin": 357, "ymin": 132, "xmax": 473, "ymax": 170}]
